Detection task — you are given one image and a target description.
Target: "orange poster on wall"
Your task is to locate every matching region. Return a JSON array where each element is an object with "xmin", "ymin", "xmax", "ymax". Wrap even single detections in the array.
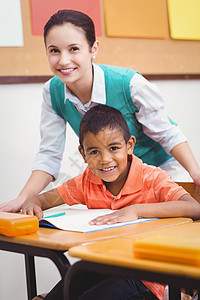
[
  {"xmin": 30, "ymin": 0, "xmax": 103, "ymax": 36},
  {"xmin": 104, "ymin": 0, "xmax": 169, "ymax": 39}
]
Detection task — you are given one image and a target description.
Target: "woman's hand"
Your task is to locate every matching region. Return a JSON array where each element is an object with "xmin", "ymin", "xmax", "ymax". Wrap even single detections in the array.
[
  {"xmin": 0, "ymin": 198, "xmax": 23, "ymax": 213},
  {"xmin": 189, "ymin": 166, "xmax": 200, "ymax": 186},
  {"xmin": 170, "ymin": 142, "xmax": 200, "ymax": 186}
]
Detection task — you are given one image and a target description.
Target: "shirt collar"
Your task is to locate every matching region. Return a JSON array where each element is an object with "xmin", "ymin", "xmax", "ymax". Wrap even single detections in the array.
[
  {"xmin": 64, "ymin": 63, "xmax": 106, "ymax": 106},
  {"xmin": 91, "ymin": 63, "xmax": 106, "ymax": 105},
  {"xmin": 86, "ymin": 154, "xmax": 143, "ymax": 195}
]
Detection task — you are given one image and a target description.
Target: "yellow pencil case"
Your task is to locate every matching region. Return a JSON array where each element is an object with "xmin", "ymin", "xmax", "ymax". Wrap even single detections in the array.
[
  {"xmin": 0, "ymin": 212, "xmax": 39, "ymax": 237},
  {"xmin": 133, "ymin": 235, "xmax": 200, "ymax": 266}
]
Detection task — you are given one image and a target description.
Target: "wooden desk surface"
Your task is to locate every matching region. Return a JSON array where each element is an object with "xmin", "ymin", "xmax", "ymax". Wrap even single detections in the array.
[
  {"xmin": 0, "ymin": 218, "xmax": 191, "ymax": 251},
  {"xmin": 68, "ymin": 222, "xmax": 200, "ymax": 279}
]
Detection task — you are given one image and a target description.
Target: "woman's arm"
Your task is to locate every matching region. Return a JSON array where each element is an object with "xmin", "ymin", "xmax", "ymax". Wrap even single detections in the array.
[
  {"xmin": 0, "ymin": 170, "xmax": 53, "ymax": 213},
  {"xmin": 130, "ymin": 74, "xmax": 187, "ymax": 155},
  {"xmin": 0, "ymin": 81, "xmax": 67, "ymax": 213},
  {"xmin": 170, "ymin": 142, "xmax": 200, "ymax": 186},
  {"xmin": 130, "ymin": 74, "xmax": 200, "ymax": 185},
  {"xmin": 32, "ymin": 80, "xmax": 67, "ymax": 180}
]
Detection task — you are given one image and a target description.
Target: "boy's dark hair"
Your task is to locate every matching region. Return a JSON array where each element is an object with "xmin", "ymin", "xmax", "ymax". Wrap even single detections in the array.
[
  {"xmin": 44, "ymin": 9, "xmax": 96, "ymax": 48},
  {"xmin": 79, "ymin": 105, "xmax": 131, "ymax": 148}
]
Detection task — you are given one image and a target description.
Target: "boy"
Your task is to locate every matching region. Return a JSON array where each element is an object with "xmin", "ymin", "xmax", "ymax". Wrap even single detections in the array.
[{"xmin": 22, "ymin": 105, "xmax": 200, "ymax": 300}]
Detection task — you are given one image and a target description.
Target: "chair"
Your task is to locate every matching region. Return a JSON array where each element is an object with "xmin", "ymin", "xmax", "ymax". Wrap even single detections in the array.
[
  {"xmin": 176, "ymin": 182, "xmax": 200, "ymax": 203},
  {"xmin": 174, "ymin": 182, "xmax": 200, "ymax": 300}
]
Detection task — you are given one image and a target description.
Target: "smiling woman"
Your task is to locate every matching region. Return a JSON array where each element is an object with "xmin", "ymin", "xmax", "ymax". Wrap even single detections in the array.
[{"xmin": 45, "ymin": 22, "xmax": 98, "ymax": 103}]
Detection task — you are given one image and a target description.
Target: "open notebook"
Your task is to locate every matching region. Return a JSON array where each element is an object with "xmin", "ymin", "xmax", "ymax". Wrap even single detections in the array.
[{"xmin": 39, "ymin": 204, "xmax": 156, "ymax": 233}]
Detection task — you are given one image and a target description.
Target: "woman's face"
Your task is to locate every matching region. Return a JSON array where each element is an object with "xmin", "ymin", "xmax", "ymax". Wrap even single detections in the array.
[{"xmin": 45, "ymin": 23, "xmax": 98, "ymax": 87}]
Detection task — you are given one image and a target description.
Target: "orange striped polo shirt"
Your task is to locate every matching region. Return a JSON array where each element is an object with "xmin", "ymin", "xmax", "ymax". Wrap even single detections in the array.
[{"xmin": 58, "ymin": 154, "xmax": 188, "ymax": 299}]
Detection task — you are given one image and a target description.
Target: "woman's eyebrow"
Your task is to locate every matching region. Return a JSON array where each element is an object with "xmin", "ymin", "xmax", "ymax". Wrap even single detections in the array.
[
  {"xmin": 47, "ymin": 45, "xmax": 57, "ymax": 49},
  {"xmin": 47, "ymin": 43, "xmax": 82, "ymax": 49}
]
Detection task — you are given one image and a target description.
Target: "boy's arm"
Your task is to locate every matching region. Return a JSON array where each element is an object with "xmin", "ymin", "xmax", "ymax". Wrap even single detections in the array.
[
  {"xmin": 90, "ymin": 194, "xmax": 200, "ymax": 225},
  {"xmin": 22, "ymin": 188, "xmax": 64, "ymax": 220}
]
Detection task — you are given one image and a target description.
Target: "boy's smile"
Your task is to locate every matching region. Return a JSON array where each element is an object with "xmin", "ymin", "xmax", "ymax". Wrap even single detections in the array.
[{"xmin": 79, "ymin": 127, "xmax": 135, "ymax": 195}]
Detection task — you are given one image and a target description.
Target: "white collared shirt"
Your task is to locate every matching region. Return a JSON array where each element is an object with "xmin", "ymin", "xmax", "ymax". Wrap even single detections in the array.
[{"xmin": 32, "ymin": 64, "xmax": 186, "ymax": 179}]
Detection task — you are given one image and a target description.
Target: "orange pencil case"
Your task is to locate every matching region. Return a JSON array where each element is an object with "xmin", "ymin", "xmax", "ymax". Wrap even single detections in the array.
[
  {"xmin": 133, "ymin": 234, "xmax": 200, "ymax": 267},
  {"xmin": 0, "ymin": 212, "xmax": 39, "ymax": 237}
]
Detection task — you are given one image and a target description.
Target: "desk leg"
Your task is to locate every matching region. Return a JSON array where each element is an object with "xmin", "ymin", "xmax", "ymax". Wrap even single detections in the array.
[
  {"xmin": 169, "ymin": 286, "xmax": 181, "ymax": 300},
  {"xmin": 25, "ymin": 254, "xmax": 37, "ymax": 300},
  {"xmin": 0, "ymin": 240, "xmax": 70, "ymax": 299}
]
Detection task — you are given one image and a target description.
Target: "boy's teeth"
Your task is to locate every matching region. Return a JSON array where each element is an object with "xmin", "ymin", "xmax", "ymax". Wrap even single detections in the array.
[{"xmin": 102, "ymin": 167, "xmax": 115, "ymax": 171}]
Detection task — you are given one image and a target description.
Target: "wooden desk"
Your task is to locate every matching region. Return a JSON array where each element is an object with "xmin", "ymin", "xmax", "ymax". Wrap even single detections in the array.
[
  {"xmin": 0, "ymin": 218, "xmax": 191, "ymax": 300},
  {"xmin": 67, "ymin": 222, "xmax": 200, "ymax": 300}
]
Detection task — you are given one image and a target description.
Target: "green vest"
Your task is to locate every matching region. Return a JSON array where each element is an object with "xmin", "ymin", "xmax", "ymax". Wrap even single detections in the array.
[{"xmin": 50, "ymin": 64, "xmax": 172, "ymax": 166}]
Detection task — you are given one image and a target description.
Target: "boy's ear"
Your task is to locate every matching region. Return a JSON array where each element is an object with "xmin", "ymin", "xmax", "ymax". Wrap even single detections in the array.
[
  {"xmin": 127, "ymin": 136, "xmax": 136, "ymax": 154},
  {"xmin": 78, "ymin": 145, "xmax": 87, "ymax": 163}
]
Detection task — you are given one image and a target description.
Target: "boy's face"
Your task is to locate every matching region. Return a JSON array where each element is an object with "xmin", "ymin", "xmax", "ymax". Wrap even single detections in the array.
[{"xmin": 79, "ymin": 127, "xmax": 135, "ymax": 190}]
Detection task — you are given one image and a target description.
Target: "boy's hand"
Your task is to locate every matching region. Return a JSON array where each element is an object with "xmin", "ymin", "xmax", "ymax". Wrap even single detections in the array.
[
  {"xmin": 89, "ymin": 206, "xmax": 138, "ymax": 225},
  {"xmin": 22, "ymin": 198, "xmax": 43, "ymax": 220}
]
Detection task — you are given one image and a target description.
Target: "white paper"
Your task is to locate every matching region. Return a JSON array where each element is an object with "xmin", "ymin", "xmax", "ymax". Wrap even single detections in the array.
[
  {"xmin": 40, "ymin": 204, "xmax": 156, "ymax": 233},
  {"xmin": 0, "ymin": 0, "xmax": 23, "ymax": 47}
]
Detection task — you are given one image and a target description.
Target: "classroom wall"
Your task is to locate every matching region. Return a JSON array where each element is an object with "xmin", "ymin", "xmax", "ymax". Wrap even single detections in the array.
[
  {"xmin": 0, "ymin": 80, "xmax": 200, "ymax": 299},
  {"xmin": 2, "ymin": 0, "xmax": 200, "ymax": 77}
]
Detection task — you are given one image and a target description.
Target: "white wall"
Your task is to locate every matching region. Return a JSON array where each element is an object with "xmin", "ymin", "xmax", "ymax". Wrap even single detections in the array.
[{"xmin": 0, "ymin": 80, "xmax": 200, "ymax": 299}]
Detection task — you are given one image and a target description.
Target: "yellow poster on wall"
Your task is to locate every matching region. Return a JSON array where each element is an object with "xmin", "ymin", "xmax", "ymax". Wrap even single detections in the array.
[{"xmin": 167, "ymin": 0, "xmax": 200, "ymax": 40}]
